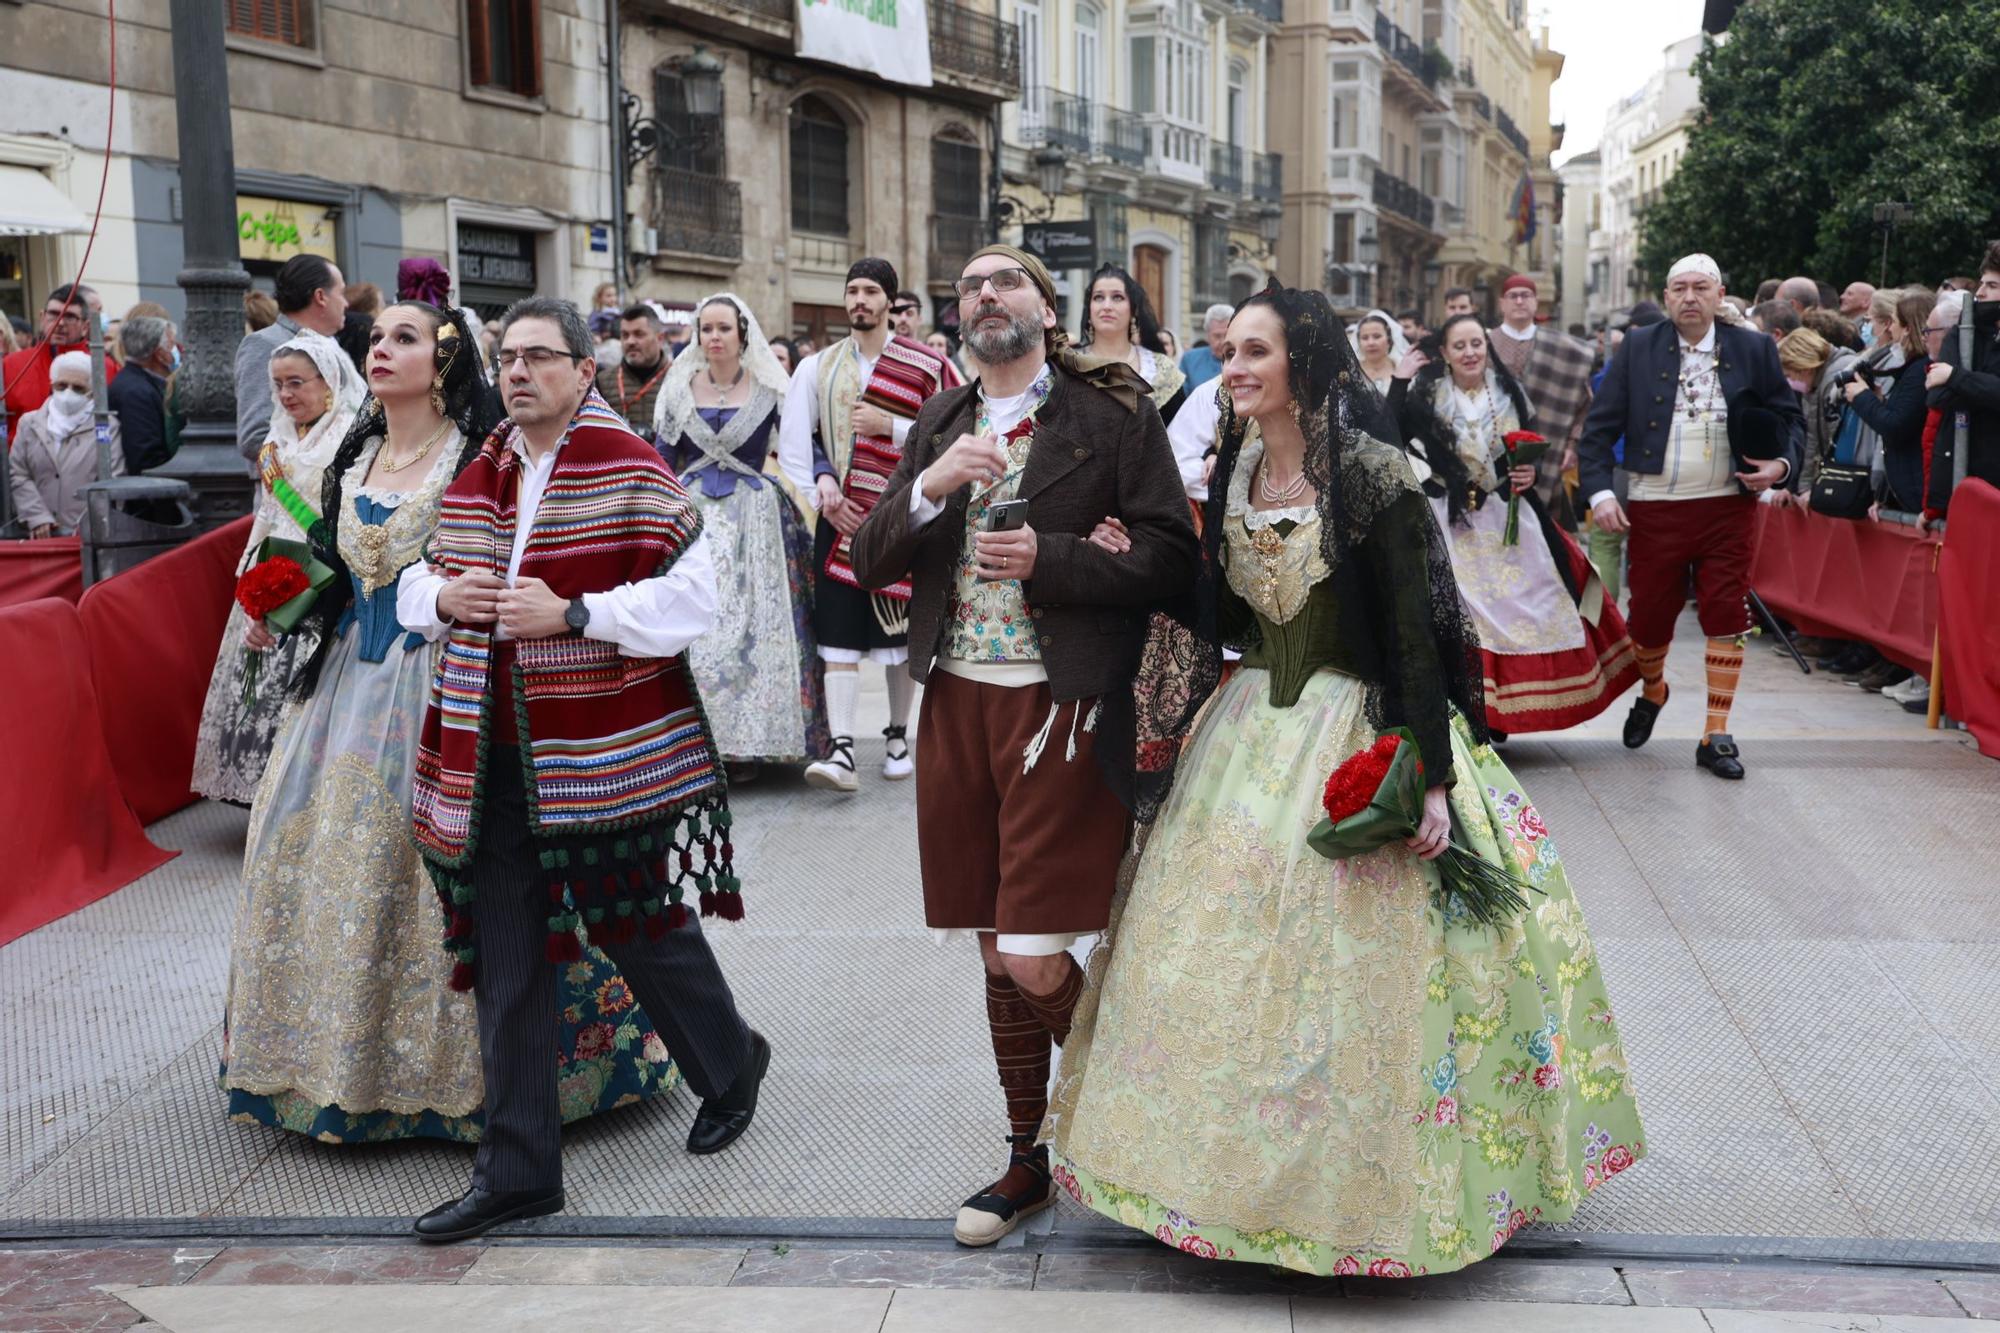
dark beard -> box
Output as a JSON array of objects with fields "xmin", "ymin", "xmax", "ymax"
[
  {"xmin": 850, "ymin": 310, "xmax": 880, "ymax": 331},
  {"xmin": 963, "ymin": 306, "xmax": 1038, "ymax": 364}
]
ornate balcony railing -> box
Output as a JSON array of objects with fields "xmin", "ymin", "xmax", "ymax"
[
  {"xmin": 929, "ymin": 0, "xmax": 1021, "ymax": 93},
  {"xmin": 1374, "ymin": 11, "xmax": 1433, "ymax": 87},
  {"xmin": 1252, "ymin": 151, "xmax": 1282, "ymax": 203},
  {"xmin": 715, "ymin": 0, "xmax": 790, "ymax": 22},
  {"xmin": 1371, "ymin": 169, "xmax": 1435, "ymax": 231},
  {"xmin": 1099, "ymin": 107, "xmax": 1148, "ymax": 168},
  {"xmin": 930, "ymin": 213, "xmax": 988, "ymax": 282},
  {"xmin": 1496, "ymin": 107, "xmax": 1531, "ymax": 158},
  {"xmin": 1233, "ymin": 0, "xmax": 1283, "ymax": 21},
  {"xmin": 1210, "ymin": 143, "xmax": 1245, "ymax": 196},
  {"xmin": 650, "ymin": 165, "xmax": 743, "ymax": 260},
  {"xmin": 1041, "ymin": 90, "xmax": 1094, "ymax": 156}
]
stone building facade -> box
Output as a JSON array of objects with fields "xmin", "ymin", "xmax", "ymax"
[
  {"xmin": 1268, "ymin": 0, "xmax": 1559, "ymax": 324},
  {"xmin": 0, "ymin": 0, "xmax": 618, "ymax": 327},
  {"xmin": 617, "ymin": 0, "xmax": 1018, "ymax": 344}
]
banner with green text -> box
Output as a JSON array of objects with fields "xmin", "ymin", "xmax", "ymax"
[{"xmin": 795, "ymin": 0, "xmax": 933, "ymax": 88}]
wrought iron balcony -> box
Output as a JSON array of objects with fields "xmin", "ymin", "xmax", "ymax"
[
  {"xmin": 650, "ymin": 165, "xmax": 743, "ymax": 260},
  {"xmin": 1233, "ymin": 0, "xmax": 1283, "ymax": 22},
  {"xmin": 715, "ymin": 0, "xmax": 790, "ymax": 22},
  {"xmin": 1374, "ymin": 11, "xmax": 1433, "ymax": 87},
  {"xmin": 1371, "ymin": 169, "xmax": 1435, "ymax": 231},
  {"xmin": 1210, "ymin": 143, "xmax": 1246, "ymax": 196},
  {"xmin": 929, "ymin": 0, "xmax": 1021, "ymax": 95},
  {"xmin": 1039, "ymin": 90, "xmax": 1095, "ymax": 156},
  {"xmin": 1099, "ymin": 107, "xmax": 1148, "ymax": 168},
  {"xmin": 930, "ymin": 213, "xmax": 989, "ymax": 282},
  {"xmin": 1496, "ymin": 107, "xmax": 1531, "ymax": 158},
  {"xmin": 1252, "ymin": 151, "xmax": 1282, "ymax": 203}
]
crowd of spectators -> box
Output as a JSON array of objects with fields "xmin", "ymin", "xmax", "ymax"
[{"xmin": 1577, "ymin": 240, "xmax": 2000, "ymax": 719}]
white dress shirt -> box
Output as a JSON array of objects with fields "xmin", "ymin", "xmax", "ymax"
[
  {"xmin": 1166, "ymin": 374, "xmax": 1224, "ymax": 501},
  {"xmin": 395, "ymin": 429, "xmax": 717, "ymax": 659},
  {"xmin": 907, "ymin": 375, "xmax": 1045, "ymax": 529},
  {"xmin": 776, "ymin": 342, "xmax": 915, "ymax": 509}
]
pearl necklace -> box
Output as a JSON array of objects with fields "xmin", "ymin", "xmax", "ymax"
[{"xmin": 1257, "ymin": 461, "xmax": 1309, "ymax": 504}]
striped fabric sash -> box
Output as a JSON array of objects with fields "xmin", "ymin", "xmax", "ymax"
[
  {"xmin": 411, "ymin": 392, "xmax": 740, "ymax": 990},
  {"xmin": 823, "ymin": 336, "xmax": 957, "ymax": 603}
]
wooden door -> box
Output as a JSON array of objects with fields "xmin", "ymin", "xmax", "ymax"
[
  {"xmin": 791, "ymin": 303, "xmax": 849, "ymax": 350},
  {"xmin": 1133, "ymin": 244, "xmax": 1168, "ymax": 325}
]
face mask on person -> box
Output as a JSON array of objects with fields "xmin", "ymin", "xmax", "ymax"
[
  {"xmin": 169, "ymin": 345, "xmax": 182, "ymax": 372},
  {"xmin": 50, "ymin": 387, "xmax": 90, "ymax": 412}
]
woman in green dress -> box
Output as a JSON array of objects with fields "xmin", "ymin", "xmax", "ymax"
[{"xmin": 1049, "ymin": 285, "xmax": 1647, "ymax": 1277}]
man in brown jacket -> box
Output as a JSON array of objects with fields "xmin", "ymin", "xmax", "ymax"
[{"xmin": 850, "ymin": 245, "xmax": 1198, "ymax": 1247}]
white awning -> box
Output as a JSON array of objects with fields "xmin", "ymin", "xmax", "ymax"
[{"xmin": 0, "ymin": 165, "xmax": 89, "ymax": 237}]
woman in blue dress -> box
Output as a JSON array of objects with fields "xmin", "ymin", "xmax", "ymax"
[
  {"xmin": 221, "ymin": 301, "xmax": 681, "ymax": 1142},
  {"xmin": 654, "ymin": 291, "xmax": 829, "ymax": 772}
]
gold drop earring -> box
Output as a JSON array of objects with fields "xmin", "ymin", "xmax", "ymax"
[{"xmin": 431, "ymin": 370, "xmax": 447, "ymax": 417}]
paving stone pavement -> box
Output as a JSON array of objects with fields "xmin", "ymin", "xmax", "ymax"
[
  {"xmin": 2, "ymin": 612, "xmax": 1996, "ymax": 1285},
  {"xmin": 2, "ymin": 1241, "xmax": 1998, "ymax": 1332}
]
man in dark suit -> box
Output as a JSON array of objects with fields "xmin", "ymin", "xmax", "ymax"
[
  {"xmin": 850, "ymin": 244, "xmax": 1198, "ymax": 1248},
  {"xmin": 1579, "ymin": 253, "xmax": 1803, "ymax": 780}
]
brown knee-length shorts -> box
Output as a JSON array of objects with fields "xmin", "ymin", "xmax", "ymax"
[{"xmin": 915, "ymin": 670, "xmax": 1131, "ymax": 936}]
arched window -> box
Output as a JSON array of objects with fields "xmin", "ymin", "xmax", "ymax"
[{"xmin": 790, "ymin": 95, "xmax": 852, "ymax": 236}]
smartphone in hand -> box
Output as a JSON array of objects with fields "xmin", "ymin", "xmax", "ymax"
[{"xmin": 984, "ymin": 499, "xmax": 1029, "ymax": 532}]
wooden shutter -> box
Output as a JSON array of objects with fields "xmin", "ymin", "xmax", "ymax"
[
  {"xmin": 466, "ymin": 0, "xmax": 493, "ymax": 87},
  {"xmin": 512, "ymin": 0, "xmax": 544, "ymax": 98},
  {"xmin": 228, "ymin": 0, "xmax": 313, "ymax": 48}
]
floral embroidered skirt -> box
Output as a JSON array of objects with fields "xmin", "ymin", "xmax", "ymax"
[
  {"xmin": 221, "ymin": 625, "xmax": 681, "ymax": 1144},
  {"xmin": 191, "ymin": 603, "xmax": 319, "ymax": 806},
  {"xmin": 1047, "ymin": 666, "xmax": 1647, "ymax": 1276},
  {"xmin": 686, "ymin": 479, "xmax": 830, "ymax": 764},
  {"xmin": 1431, "ymin": 495, "xmax": 1639, "ymax": 734}
]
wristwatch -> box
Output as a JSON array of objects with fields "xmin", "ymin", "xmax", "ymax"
[{"xmin": 564, "ymin": 597, "xmax": 591, "ymax": 633}]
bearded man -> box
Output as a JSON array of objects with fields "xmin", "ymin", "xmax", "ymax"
[
  {"xmin": 849, "ymin": 246, "xmax": 1198, "ymax": 1246},
  {"xmin": 778, "ymin": 259, "xmax": 960, "ymax": 791},
  {"xmin": 1488, "ymin": 274, "xmax": 1595, "ymax": 513}
]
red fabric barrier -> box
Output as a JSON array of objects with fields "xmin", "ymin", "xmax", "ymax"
[
  {"xmin": 0, "ymin": 598, "xmax": 175, "ymax": 946},
  {"xmin": 77, "ymin": 516, "xmax": 252, "ymax": 824},
  {"xmin": 0, "ymin": 536, "xmax": 83, "ymax": 609},
  {"xmin": 1938, "ymin": 480, "xmax": 2000, "ymax": 758},
  {"xmin": 1750, "ymin": 504, "xmax": 1939, "ymax": 675}
]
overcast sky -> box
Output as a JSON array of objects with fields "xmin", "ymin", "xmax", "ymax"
[{"xmin": 1537, "ymin": 0, "xmax": 1708, "ymax": 166}]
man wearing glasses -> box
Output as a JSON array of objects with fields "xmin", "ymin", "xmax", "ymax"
[
  {"xmin": 400, "ymin": 297, "xmax": 767, "ymax": 1243},
  {"xmin": 3, "ymin": 283, "xmax": 113, "ymax": 423},
  {"xmin": 779, "ymin": 258, "xmax": 960, "ymax": 793},
  {"xmin": 850, "ymin": 245, "xmax": 1197, "ymax": 1247}
]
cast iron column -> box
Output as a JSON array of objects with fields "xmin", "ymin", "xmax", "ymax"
[{"xmin": 151, "ymin": 0, "xmax": 254, "ymax": 532}]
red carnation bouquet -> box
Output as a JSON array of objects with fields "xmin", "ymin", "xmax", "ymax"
[
  {"xmin": 233, "ymin": 536, "xmax": 335, "ymax": 703},
  {"xmin": 1307, "ymin": 728, "xmax": 1538, "ymax": 926},
  {"xmin": 1500, "ymin": 429, "xmax": 1549, "ymax": 545}
]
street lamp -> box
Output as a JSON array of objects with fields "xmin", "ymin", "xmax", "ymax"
[
  {"xmin": 1257, "ymin": 204, "xmax": 1282, "ymax": 247},
  {"xmin": 679, "ymin": 46, "xmax": 725, "ymax": 117},
  {"xmin": 1033, "ymin": 145, "xmax": 1069, "ymax": 199},
  {"xmin": 1872, "ymin": 201, "xmax": 1913, "ymax": 288}
]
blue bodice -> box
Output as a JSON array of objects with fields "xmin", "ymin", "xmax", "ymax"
[{"xmin": 336, "ymin": 494, "xmax": 429, "ymax": 663}]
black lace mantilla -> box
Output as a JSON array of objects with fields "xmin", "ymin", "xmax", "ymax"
[{"xmin": 1096, "ymin": 283, "xmax": 1489, "ymax": 824}]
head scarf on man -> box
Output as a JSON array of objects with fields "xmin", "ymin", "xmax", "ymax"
[
  {"xmin": 963, "ymin": 243, "xmax": 1148, "ymax": 412},
  {"xmin": 653, "ymin": 291, "xmax": 792, "ymax": 448}
]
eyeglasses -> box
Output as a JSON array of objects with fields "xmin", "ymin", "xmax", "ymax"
[
  {"xmin": 952, "ymin": 268, "xmax": 1033, "ymax": 301},
  {"xmin": 43, "ymin": 307, "xmax": 85, "ymax": 324},
  {"xmin": 272, "ymin": 376, "xmax": 324, "ymax": 393},
  {"xmin": 1924, "ymin": 325, "xmax": 1951, "ymax": 336},
  {"xmin": 496, "ymin": 346, "xmax": 583, "ymax": 370}
]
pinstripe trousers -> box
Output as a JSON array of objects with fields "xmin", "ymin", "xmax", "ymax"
[{"xmin": 467, "ymin": 751, "xmax": 753, "ymax": 1193}]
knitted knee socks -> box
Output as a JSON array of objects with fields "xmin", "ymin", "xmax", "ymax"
[
  {"xmin": 1704, "ymin": 636, "xmax": 1744, "ymax": 740},
  {"xmin": 1018, "ymin": 955, "xmax": 1085, "ymax": 1047},
  {"xmin": 984, "ymin": 971, "xmax": 1050, "ymax": 1142},
  {"xmin": 1634, "ymin": 641, "xmax": 1670, "ymax": 706},
  {"xmin": 884, "ymin": 665, "xmax": 914, "ymax": 733}
]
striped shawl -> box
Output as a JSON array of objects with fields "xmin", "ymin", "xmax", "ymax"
[{"xmin": 412, "ymin": 391, "xmax": 737, "ymax": 990}]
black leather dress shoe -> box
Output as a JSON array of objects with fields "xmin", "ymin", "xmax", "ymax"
[
  {"xmin": 1623, "ymin": 685, "xmax": 1668, "ymax": 749},
  {"xmin": 412, "ymin": 1186, "xmax": 564, "ymax": 1243},
  {"xmin": 687, "ymin": 1030, "xmax": 770, "ymax": 1155},
  {"xmin": 1696, "ymin": 734, "xmax": 1746, "ymax": 780}
]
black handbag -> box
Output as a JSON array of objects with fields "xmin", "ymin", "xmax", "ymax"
[{"xmin": 1811, "ymin": 462, "xmax": 1874, "ymax": 519}]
